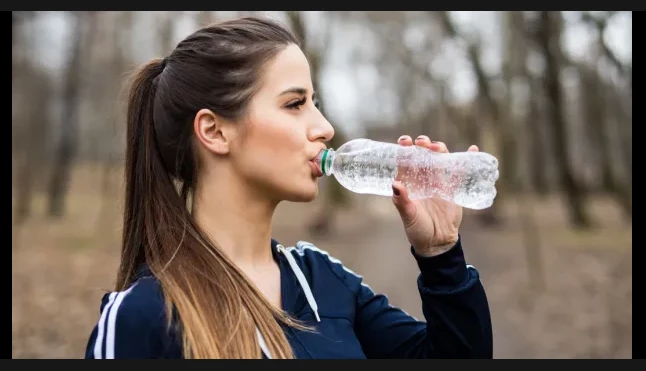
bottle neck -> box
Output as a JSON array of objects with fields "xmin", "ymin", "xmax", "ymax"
[{"xmin": 319, "ymin": 148, "xmax": 336, "ymax": 176}]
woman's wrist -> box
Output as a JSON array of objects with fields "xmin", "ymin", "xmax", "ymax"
[
  {"xmin": 412, "ymin": 236, "xmax": 459, "ymax": 258},
  {"xmin": 411, "ymin": 236, "xmax": 468, "ymax": 289}
]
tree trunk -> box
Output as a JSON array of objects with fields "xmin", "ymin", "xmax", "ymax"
[
  {"xmin": 579, "ymin": 64, "xmax": 615, "ymax": 192},
  {"xmin": 47, "ymin": 12, "xmax": 88, "ymax": 217},
  {"xmin": 503, "ymin": 11, "xmax": 545, "ymax": 292},
  {"xmin": 286, "ymin": 11, "xmax": 350, "ymax": 236},
  {"xmin": 536, "ymin": 11, "xmax": 592, "ymax": 228},
  {"xmin": 518, "ymin": 13, "xmax": 550, "ymax": 196},
  {"xmin": 94, "ymin": 11, "xmax": 134, "ymax": 233},
  {"xmin": 526, "ymin": 80, "xmax": 550, "ymax": 195},
  {"xmin": 159, "ymin": 12, "xmax": 175, "ymax": 55},
  {"xmin": 435, "ymin": 11, "xmax": 508, "ymax": 226}
]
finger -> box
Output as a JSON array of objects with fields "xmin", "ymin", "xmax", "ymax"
[
  {"xmin": 397, "ymin": 135, "xmax": 413, "ymax": 146},
  {"xmin": 391, "ymin": 180, "xmax": 417, "ymax": 227},
  {"xmin": 414, "ymin": 135, "xmax": 433, "ymax": 150},
  {"xmin": 429, "ymin": 140, "xmax": 449, "ymax": 153},
  {"xmin": 468, "ymin": 145, "xmax": 479, "ymax": 152}
]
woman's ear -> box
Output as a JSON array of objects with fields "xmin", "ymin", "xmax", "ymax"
[{"xmin": 193, "ymin": 108, "xmax": 235, "ymax": 155}]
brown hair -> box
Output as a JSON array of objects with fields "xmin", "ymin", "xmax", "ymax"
[{"xmin": 116, "ymin": 16, "xmax": 306, "ymax": 359}]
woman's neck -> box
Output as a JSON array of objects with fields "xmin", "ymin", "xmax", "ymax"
[{"xmin": 191, "ymin": 168, "xmax": 277, "ymax": 267}]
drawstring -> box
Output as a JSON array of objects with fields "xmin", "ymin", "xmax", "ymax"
[
  {"xmin": 256, "ymin": 243, "xmax": 321, "ymax": 359},
  {"xmin": 277, "ymin": 244, "xmax": 321, "ymax": 322}
]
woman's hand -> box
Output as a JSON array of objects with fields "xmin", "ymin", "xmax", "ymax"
[{"xmin": 391, "ymin": 135, "xmax": 479, "ymax": 257}]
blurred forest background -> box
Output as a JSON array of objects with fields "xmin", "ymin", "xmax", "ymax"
[{"xmin": 12, "ymin": 11, "xmax": 632, "ymax": 358}]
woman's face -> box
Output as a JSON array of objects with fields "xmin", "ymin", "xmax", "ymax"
[{"xmin": 231, "ymin": 44, "xmax": 335, "ymax": 202}]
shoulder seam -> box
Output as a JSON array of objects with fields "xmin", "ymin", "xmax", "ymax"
[
  {"xmin": 287, "ymin": 241, "xmax": 376, "ymax": 295},
  {"xmin": 291, "ymin": 241, "xmax": 421, "ymax": 322}
]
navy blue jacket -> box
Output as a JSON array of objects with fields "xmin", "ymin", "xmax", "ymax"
[{"xmin": 85, "ymin": 236, "xmax": 492, "ymax": 359}]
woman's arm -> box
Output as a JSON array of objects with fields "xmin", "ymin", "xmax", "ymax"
[
  {"xmin": 348, "ymin": 135, "xmax": 492, "ymax": 358},
  {"xmin": 349, "ymin": 237, "xmax": 493, "ymax": 358}
]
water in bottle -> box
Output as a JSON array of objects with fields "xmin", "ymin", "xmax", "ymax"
[{"xmin": 314, "ymin": 138, "xmax": 499, "ymax": 210}]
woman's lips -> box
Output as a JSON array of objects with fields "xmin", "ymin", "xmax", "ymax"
[{"xmin": 309, "ymin": 161, "xmax": 323, "ymax": 177}]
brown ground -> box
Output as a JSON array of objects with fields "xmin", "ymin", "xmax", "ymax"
[{"xmin": 12, "ymin": 166, "xmax": 632, "ymax": 358}]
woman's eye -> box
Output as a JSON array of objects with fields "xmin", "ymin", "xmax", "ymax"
[{"xmin": 286, "ymin": 98, "xmax": 306, "ymax": 110}]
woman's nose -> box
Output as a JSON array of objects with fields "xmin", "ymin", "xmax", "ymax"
[{"xmin": 309, "ymin": 112, "xmax": 335, "ymax": 142}]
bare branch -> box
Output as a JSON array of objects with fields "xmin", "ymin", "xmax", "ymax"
[{"xmin": 580, "ymin": 11, "xmax": 629, "ymax": 78}]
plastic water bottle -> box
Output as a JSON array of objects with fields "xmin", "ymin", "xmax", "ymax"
[{"xmin": 314, "ymin": 138, "xmax": 499, "ymax": 210}]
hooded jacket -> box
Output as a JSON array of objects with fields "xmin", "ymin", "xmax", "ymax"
[{"xmin": 85, "ymin": 236, "xmax": 493, "ymax": 359}]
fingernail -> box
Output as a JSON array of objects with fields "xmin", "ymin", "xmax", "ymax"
[
  {"xmin": 392, "ymin": 186, "xmax": 400, "ymax": 196},
  {"xmin": 398, "ymin": 135, "xmax": 407, "ymax": 142},
  {"xmin": 431, "ymin": 140, "xmax": 439, "ymax": 143}
]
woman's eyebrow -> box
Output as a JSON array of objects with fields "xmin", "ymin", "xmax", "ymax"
[
  {"xmin": 278, "ymin": 87, "xmax": 316, "ymax": 99},
  {"xmin": 278, "ymin": 87, "xmax": 308, "ymax": 96}
]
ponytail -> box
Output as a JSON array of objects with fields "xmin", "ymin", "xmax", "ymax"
[{"xmin": 117, "ymin": 58, "xmax": 166, "ymax": 290}]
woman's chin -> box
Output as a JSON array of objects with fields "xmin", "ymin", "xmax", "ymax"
[{"xmin": 287, "ymin": 184, "xmax": 319, "ymax": 203}]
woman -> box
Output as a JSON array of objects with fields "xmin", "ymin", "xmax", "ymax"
[{"xmin": 84, "ymin": 16, "xmax": 492, "ymax": 359}]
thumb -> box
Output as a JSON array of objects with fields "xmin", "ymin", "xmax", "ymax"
[{"xmin": 392, "ymin": 181, "xmax": 417, "ymax": 228}]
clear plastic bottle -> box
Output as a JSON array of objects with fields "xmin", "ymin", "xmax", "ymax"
[{"xmin": 314, "ymin": 138, "xmax": 500, "ymax": 210}]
